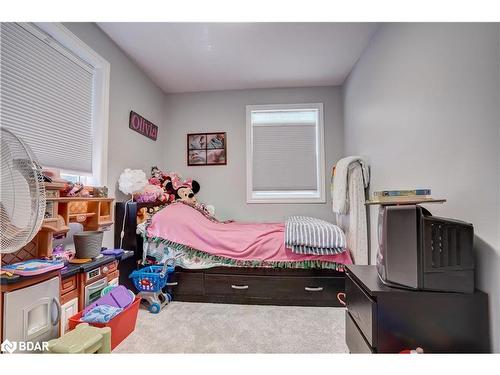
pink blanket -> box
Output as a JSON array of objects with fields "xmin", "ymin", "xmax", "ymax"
[{"xmin": 147, "ymin": 203, "xmax": 352, "ymax": 267}]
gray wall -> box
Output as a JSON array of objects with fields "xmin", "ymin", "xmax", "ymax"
[
  {"xmin": 163, "ymin": 86, "xmax": 343, "ymax": 222},
  {"xmin": 343, "ymin": 23, "xmax": 500, "ymax": 351},
  {"xmin": 64, "ymin": 23, "xmax": 166, "ymax": 245}
]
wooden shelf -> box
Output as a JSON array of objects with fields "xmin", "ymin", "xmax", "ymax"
[
  {"xmin": 98, "ymin": 220, "xmax": 114, "ymax": 227},
  {"xmin": 41, "ymin": 217, "xmax": 69, "ymax": 234},
  {"xmin": 44, "ymin": 181, "xmax": 66, "ymax": 190},
  {"xmin": 2, "ymin": 185, "xmax": 115, "ymax": 266},
  {"xmin": 69, "ymin": 212, "xmax": 96, "ymax": 219},
  {"xmin": 365, "ymin": 198, "xmax": 446, "ymax": 206},
  {"xmin": 46, "ymin": 197, "xmax": 114, "ymax": 202}
]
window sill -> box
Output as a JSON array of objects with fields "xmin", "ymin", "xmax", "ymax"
[{"xmin": 247, "ymin": 191, "xmax": 326, "ymax": 204}]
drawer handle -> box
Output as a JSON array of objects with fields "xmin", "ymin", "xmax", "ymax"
[
  {"xmin": 166, "ymin": 282, "xmax": 178, "ymax": 286},
  {"xmin": 231, "ymin": 284, "xmax": 249, "ymax": 290},
  {"xmin": 337, "ymin": 292, "xmax": 346, "ymax": 306},
  {"xmin": 305, "ymin": 286, "xmax": 324, "ymax": 292}
]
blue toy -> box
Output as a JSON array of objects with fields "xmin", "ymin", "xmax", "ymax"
[{"xmin": 129, "ymin": 262, "xmax": 174, "ymax": 314}]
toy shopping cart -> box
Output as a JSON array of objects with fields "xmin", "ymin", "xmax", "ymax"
[{"xmin": 129, "ymin": 262, "xmax": 175, "ymax": 314}]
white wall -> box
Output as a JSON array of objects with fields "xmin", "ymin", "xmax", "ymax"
[
  {"xmin": 64, "ymin": 23, "xmax": 166, "ymax": 245},
  {"xmin": 343, "ymin": 23, "xmax": 500, "ymax": 351},
  {"xmin": 163, "ymin": 86, "xmax": 343, "ymax": 222}
]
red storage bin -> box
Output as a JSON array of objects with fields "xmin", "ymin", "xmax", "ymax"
[{"xmin": 68, "ymin": 296, "xmax": 141, "ymax": 350}]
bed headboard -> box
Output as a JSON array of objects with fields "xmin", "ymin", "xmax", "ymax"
[{"xmin": 114, "ymin": 201, "xmax": 165, "ymax": 259}]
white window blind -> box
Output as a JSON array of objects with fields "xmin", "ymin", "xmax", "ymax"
[
  {"xmin": 246, "ymin": 104, "xmax": 325, "ymax": 203},
  {"xmin": 1, "ymin": 22, "xmax": 94, "ymax": 173}
]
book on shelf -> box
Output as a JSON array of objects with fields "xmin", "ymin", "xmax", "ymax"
[
  {"xmin": 373, "ymin": 189, "xmax": 431, "ymax": 197},
  {"xmin": 369, "ymin": 195, "xmax": 435, "ymax": 203}
]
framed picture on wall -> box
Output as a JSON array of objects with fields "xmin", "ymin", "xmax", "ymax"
[{"xmin": 187, "ymin": 132, "xmax": 227, "ymax": 166}]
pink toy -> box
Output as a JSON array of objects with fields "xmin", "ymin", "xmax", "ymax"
[{"xmin": 134, "ymin": 184, "xmax": 166, "ymax": 203}]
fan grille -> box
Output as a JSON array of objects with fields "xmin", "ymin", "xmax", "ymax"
[{"xmin": 1, "ymin": 127, "xmax": 46, "ymax": 254}]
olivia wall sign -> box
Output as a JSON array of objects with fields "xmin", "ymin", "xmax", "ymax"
[{"xmin": 129, "ymin": 110, "xmax": 158, "ymax": 141}]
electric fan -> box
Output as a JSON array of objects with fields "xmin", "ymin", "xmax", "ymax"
[{"xmin": 1, "ymin": 127, "xmax": 46, "ymax": 254}]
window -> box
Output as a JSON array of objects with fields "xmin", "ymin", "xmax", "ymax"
[
  {"xmin": 0, "ymin": 22, "xmax": 109, "ymax": 185},
  {"xmin": 246, "ymin": 103, "xmax": 325, "ymax": 203},
  {"xmin": 60, "ymin": 173, "xmax": 90, "ymax": 185}
]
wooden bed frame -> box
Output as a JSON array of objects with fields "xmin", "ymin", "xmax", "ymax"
[{"xmin": 115, "ymin": 202, "xmax": 346, "ymax": 307}]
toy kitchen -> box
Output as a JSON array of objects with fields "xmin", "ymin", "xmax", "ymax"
[{"xmin": 0, "ymin": 182, "xmax": 132, "ymax": 353}]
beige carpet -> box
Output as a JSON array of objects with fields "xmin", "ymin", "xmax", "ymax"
[{"xmin": 114, "ymin": 301, "xmax": 348, "ymax": 353}]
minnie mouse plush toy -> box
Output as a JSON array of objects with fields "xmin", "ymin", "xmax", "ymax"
[{"xmin": 165, "ymin": 178, "xmax": 200, "ymax": 204}]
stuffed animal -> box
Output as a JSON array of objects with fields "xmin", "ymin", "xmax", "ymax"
[
  {"xmin": 136, "ymin": 168, "xmax": 214, "ymax": 213},
  {"xmin": 134, "ymin": 184, "xmax": 166, "ymax": 203},
  {"xmin": 149, "ymin": 166, "xmax": 168, "ymax": 187},
  {"xmin": 136, "ymin": 207, "xmax": 149, "ymax": 225},
  {"xmin": 165, "ymin": 179, "xmax": 200, "ymax": 205},
  {"xmin": 147, "ymin": 166, "xmax": 176, "ymax": 203}
]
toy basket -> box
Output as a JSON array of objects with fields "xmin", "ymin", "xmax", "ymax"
[
  {"xmin": 129, "ymin": 264, "xmax": 174, "ymax": 293},
  {"xmin": 68, "ymin": 297, "xmax": 141, "ymax": 350}
]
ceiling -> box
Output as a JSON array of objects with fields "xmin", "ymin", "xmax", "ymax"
[{"xmin": 97, "ymin": 23, "xmax": 379, "ymax": 94}]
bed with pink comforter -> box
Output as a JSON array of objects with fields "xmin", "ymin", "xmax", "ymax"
[{"xmin": 146, "ymin": 202, "xmax": 352, "ymax": 270}]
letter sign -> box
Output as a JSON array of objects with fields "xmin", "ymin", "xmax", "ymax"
[{"xmin": 129, "ymin": 111, "xmax": 158, "ymax": 141}]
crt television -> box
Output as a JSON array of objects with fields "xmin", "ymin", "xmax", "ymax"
[{"xmin": 376, "ymin": 205, "xmax": 475, "ymax": 293}]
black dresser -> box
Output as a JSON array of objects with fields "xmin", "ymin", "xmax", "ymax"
[{"xmin": 345, "ymin": 265, "xmax": 490, "ymax": 353}]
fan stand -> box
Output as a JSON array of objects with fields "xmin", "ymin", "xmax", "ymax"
[{"xmin": 119, "ymin": 195, "xmax": 134, "ymax": 250}]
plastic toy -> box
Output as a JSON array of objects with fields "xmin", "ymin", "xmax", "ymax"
[
  {"xmin": 100, "ymin": 284, "xmax": 136, "ymax": 300},
  {"xmin": 48, "ymin": 323, "xmax": 111, "ymax": 353},
  {"xmin": 60, "ymin": 182, "xmax": 92, "ymax": 197},
  {"xmin": 100, "ymin": 248, "xmax": 124, "ymax": 256},
  {"xmin": 399, "ymin": 347, "xmax": 424, "ymax": 354},
  {"xmin": 82, "ymin": 285, "xmax": 135, "ymax": 315},
  {"xmin": 100, "ymin": 284, "xmax": 117, "ymax": 297},
  {"xmin": 52, "ymin": 244, "xmax": 75, "ymax": 264},
  {"xmin": 2, "ymin": 259, "xmax": 64, "ymax": 276},
  {"xmin": 68, "ymin": 297, "xmax": 141, "ymax": 350},
  {"xmin": 129, "ymin": 263, "xmax": 174, "ymax": 314}
]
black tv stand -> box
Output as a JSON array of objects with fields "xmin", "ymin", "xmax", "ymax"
[{"xmin": 345, "ymin": 265, "xmax": 490, "ymax": 353}]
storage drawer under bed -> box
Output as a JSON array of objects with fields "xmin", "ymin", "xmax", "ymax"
[
  {"xmin": 205, "ymin": 274, "xmax": 344, "ymax": 302},
  {"xmin": 165, "ymin": 268, "xmax": 345, "ymax": 306},
  {"xmin": 166, "ymin": 271, "xmax": 204, "ymax": 296}
]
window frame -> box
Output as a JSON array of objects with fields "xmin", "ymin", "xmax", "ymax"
[
  {"xmin": 32, "ymin": 22, "xmax": 110, "ymax": 186},
  {"xmin": 246, "ymin": 103, "xmax": 326, "ymax": 204}
]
